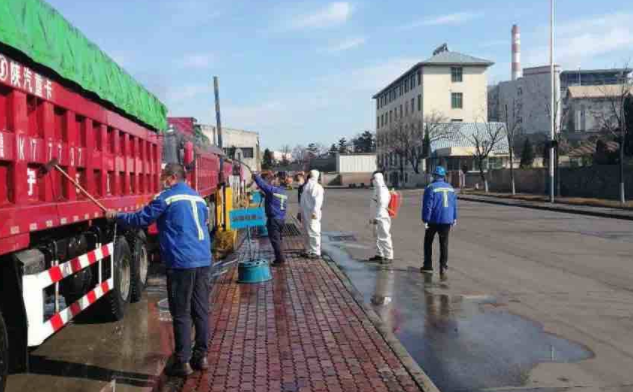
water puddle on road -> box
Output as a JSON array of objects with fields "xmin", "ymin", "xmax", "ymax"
[{"xmin": 323, "ymin": 233, "xmax": 593, "ymax": 392}]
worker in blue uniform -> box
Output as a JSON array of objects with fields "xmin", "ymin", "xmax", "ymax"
[
  {"xmin": 106, "ymin": 163, "xmax": 212, "ymax": 377},
  {"xmin": 253, "ymin": 171, "xmax": 288, "ymax": 265},
  {"xmin": 421, "ymin": 166, "xmax": 457, "ymax": 277}
]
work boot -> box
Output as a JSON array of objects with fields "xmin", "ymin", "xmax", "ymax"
[
  {"xmin": 379, "ymin": 258, "xmax": 393, "ymax": 265},
  {"xmin": 440, "ymin": 265, "xmax": 448, "ymax": 277},
  {"xmin": 420, "ymin": 266, "xmax": 434, "ymax": 274},
  {"xmin": 165, "ymin": 361, "xmax": 194, "ymax": 377},
  {"xmin": 191, "ymin": 356, "xmax": 209, "ymax": 371},
  {"xmin": 368, "ymin": 255, "xmax": 383, "ymax": 262}
]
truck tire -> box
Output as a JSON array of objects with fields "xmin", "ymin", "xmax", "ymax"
[
  {"xmin": 0, "ymin": 312, "xmax": 8, "ymax": 392},
  {"xmin": 102, "ymin": 237, "xmax": 132, "ymax": 321},
  {"xmin": 129, "ymin": 231, "xmax": 149, "ymax": 303}
]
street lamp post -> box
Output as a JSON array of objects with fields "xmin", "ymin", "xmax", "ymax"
[{"xmin": 549, "ymin": 0, "xmax": 556, "ymax": 203}]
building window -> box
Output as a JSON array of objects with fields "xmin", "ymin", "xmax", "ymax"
[
  {"xmin": 399, "ymin": 85, "xmax": 403, "ymax": 96},
  {"xmin": 405, "ymin": 79, "xmax": 409, "ymax": 93},
  {"xmin": 417, "ymin": 70, "xmax": 421, "ymax": 86},
  {"xmin": 241, "ymin": 147, "xmax": 254, "ymax": 158},
  {"xmin": 400, "ymin": 105, "xmax": 403, "ymax": 117},
  {"xmin": 411, "ymin": 98, "xmax": 415, "ymax": 113},
  {"xmin": 405, "ymin": 105, "xmax": 408, "ymax": 116},
  {"xmin": 389, "ymin": 110, "xmax": 393, "ymax": 123},
  {"xmin": 451, "ymin": 67, "xmax": 463, "ymax": 82},
  {"xmin": 451, "ymin": 119, "xmax": 463, "ymax": 122},
  {"xmin": 451, "ymin": 92, "xmax": 463, "ymax": 109},
  {"xmin": 418, "ymin": 94, "xmax": 422, "ymax": 111},
  {"xmin": 377, "ymin": 116, "xmax": 379, "ymax": 129}
]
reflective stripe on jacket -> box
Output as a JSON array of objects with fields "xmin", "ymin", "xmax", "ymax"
[
  {"xmin": 422, "ymin": 180, "xmax": 458, "ymax": 224},
  {"xmin": 116, "ymin": 182, "xmax": 212, "ymax": 269}
]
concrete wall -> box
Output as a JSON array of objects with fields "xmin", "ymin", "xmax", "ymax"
[
  {"xmin": 336, "ymin": 154, "xmax": 377, "ymax": 173},
  {"xmin": 486, "ymin": 166, "xmax": 633, "ymax": 200},
  {"xmin": 423, "ymin": 65, "xmax": 488, "ymax": 122}
]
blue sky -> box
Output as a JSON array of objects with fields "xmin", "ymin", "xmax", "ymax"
[{"xmin": 47, "ymin": 0, "xmax": 633, "ymax": 150}]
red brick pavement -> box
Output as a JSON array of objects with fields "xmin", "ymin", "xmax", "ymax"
[{"xmin": 178, "ymin": 235, "xmax": 425, "ymax": 392}]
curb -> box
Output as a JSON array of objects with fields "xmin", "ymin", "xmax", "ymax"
[
  {"xmin": 459, "ymin": 195, "xmax": 633, "ymax": 221},
  {"xmin": 321, "ymin": 255, "xmax": 441, "ymax": 392}
]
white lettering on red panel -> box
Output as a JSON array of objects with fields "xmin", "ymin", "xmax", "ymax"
[
  {"xmin": 27, "ymin": 168, "xmax": 36, "ymax": 196},
  {"xmin": 18, "ymin": 136, "xmax": 25, "ymax": 160},
  {"xmin": 23, "ymin": 68, "xmax": 33, "ymax": 93},
  {"xmin": 34, "ymin": 74, "xmax": 44, "ymax": 97},
  {"xmin": 48, "ymin": 141, "xmax": 53, "ymax": 161},
  {"xmin": 10, "ymin": 62, "xmax": 21, "ymax": 87},
  {"xmin": 29, "ymin": 139, "xmax": 37, "ymax": 161},
  {"xmin": 0, "ymin": 56, "xmax": 7, "ymax": 82},
  {"xmin": 0, "ymin": 133, "xmax": 4, "ymax": 158},
  {"xmin": 0, "ymin": 53, "xmax": 54, "ymax": 99},
  {"xmin": 45, "ymin": 80, "xmax": 53, "ymax": 99},
  {"xmin": 70, "ymin": 148, "xmax": 75, "ymax": 167}
]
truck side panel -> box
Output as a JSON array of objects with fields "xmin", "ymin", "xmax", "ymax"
[{"xmin": 0, "ymin": 51, "xmax": 161, "ymax": 257}]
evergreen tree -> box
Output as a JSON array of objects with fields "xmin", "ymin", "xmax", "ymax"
[
  {"xmin": 262, "ymin": 149, "xmax": 274, "ymax": 170},
  {"xmin": 520, "ymin": 138, "xmax": 534, "ymax": 168},
  {"xmin": 338, "ymin": 138, "xmax": 349, "ymax": 153}
]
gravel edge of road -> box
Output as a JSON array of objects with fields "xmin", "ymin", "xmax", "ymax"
[
  {"xmin": 321, "ymin": 256, "xmax": 442, "ymax": 392},
  {"xmin": 458, "ymin": 195, "xmax": 633, "ymax": 221}
]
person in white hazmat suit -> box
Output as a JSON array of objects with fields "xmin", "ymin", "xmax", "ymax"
[
  {"xmin": 368, "ymin": 172, "xmax": 394, "ymax": 263},
  {"xmin": 299, "ymin": 170, "xmax": 324, "ymax": 259}
]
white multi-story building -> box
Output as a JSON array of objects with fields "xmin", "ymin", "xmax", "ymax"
[
  {"xmin": 373, "ymin": 45, "xmax": 494, "ymax": 186},
  {"xmin": 201, "ymin": 125, "xmax": 261, "ymax": 171},
  {"xmin": 490, "ymin": 65, "xmax": 562, "ymax": 136}
]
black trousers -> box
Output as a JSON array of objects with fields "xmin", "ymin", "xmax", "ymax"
[
  {"xmin": 423, "ymin": 224, "xmax": 451, "ymax": 269},
  {"xmin": 267, "ymin": 218, "xmax": 285, "ymax": 262},
  {"xmin": 166, "ymin": 266, "xmax": 210, "ymax": 363}
]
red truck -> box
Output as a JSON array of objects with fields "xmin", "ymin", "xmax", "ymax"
[{"xmin": 0, "ymin": 1, "xmax": 239, "ymax": 389}]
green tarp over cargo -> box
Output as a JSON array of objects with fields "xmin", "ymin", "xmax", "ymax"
[{"xmin": 0, "ymin": 0, "xmax": 167, "ymax": 131}]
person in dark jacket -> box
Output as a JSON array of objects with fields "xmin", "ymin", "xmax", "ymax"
[
  {"xmin": 294, "ymin": 172, "xmax": 306, "ymax": 222},
  {"xmin": 106, "ymin": 163, "xmax": 212, "ymax": 377},
  {"xmin": 421, "ymin": 166, "xmax": 457, "ymax": 277},
  {"xmin": 253, "ymin": 172, "xmax": 288, "ymax": 264}
]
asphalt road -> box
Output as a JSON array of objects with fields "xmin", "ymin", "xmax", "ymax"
[{"xmin": 313, "ymin": 188, "xmax": 633, "ymax": 392}]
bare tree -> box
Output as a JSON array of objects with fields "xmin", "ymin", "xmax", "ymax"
[
  {"xmin": 421, "ymin": 110, "xmax": 453, "ymax": 173},
  {"xmin": 503, "ymin": 99, "xmax": 522, "ymax": 195},
  {"xmin": 280, "ymin": 144, "xmax": 292, "ymax": 166},
  {"xmin": 387, "ymin": 116, "xmax": 408, "ymax": 185},
  {"xmin": 592, "ymin": 64, "xmax": 632, "ymax": 205},
  {"xmin": 462, "ymin": 120, "xmax": 507, "ymax": 193}
]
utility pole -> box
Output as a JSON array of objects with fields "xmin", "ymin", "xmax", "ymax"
[
  {"xmin": 214, "ymin": 76, "xmax": 223, "ymax": 150},
  {"xmin": 549, "ymin": 0, "xmax": 556, "ymax": 203},
  {"xmin": 620, "ymin": 95, "xmax": 626, "ymax": 205},
  {"xmin": 213, "ymin": 76, "xmax": 226, "ymax": 230}
]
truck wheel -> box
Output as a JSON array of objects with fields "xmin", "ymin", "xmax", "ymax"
[
  {"xmin": 129, "ymin": 231, "xmax": 149, "ymax": 303},
  {"xmin": 103, "ymin": 237, "xmax": 132, "ymax": 321},
  {"xmin": 0, "ymin": 312, "xmax": 8, "ymax": 392}
]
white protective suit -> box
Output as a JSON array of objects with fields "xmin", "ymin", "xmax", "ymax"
[
  {"xmin": 370, "ymin": 173, "xmax": 394, "ymax": 260},
  {"xmin": 300, "ymin": 170, "xmax": 324, "ymax": 256}
]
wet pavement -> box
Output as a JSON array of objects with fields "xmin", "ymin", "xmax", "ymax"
[
  {"xmin": 6, "ymin": 264, "xmax": 173, "ymax": 392},
  {"xmin": 323, "ymin": 236, "xmax": 592, "ymax": 392},
  {"xmin": 168, "ymin": 230, "xmax": 432, "ymax": 392},
  {"xmin": 317, "ymin": 189, "xmax": 633, "ymax": 392},
  {"xmin": 5, "ymin": 259, "xmax": 234, "ymax": 392}
]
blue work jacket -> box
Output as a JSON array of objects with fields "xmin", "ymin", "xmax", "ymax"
[
  {"xmin": 422, "ymin": 180, "xmax": 458, "ymax": 225},
  {"xmin": 254, "ymin": 175, "xmax": 287, "ymax": 220},
  {"xmin": 116, "ymin": 182, "xmax": 212, "ymax": 269}
]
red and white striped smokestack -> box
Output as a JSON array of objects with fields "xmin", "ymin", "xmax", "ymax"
[{"xmin": 512, "ymin": 24, "xmax": 522, "ymax": 81}]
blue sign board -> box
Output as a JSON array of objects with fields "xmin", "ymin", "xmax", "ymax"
[
  {"xmin": 250, "ymin": 191, "xmax": 263, "ymax": 206},
  {"xmin": 229, "ymin": 208, "xmax": 266, "ymax": 229}
]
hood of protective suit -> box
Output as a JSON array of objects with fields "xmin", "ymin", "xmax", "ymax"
[
  {"xmin": 371, "ymin": 173, "xmax": 390, "ymax": 219},
  {"xmin": 372, "ymin": 172, "xmax": 386, "ymax": 190},
  {"xmin": 300, "ymin": 170, "xmax": 324, "ymax": 219}
]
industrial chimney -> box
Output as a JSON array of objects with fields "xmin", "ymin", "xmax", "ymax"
[{"xmin": 511, "ymin": 24, "xmax": 522, "ymax": 80}]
